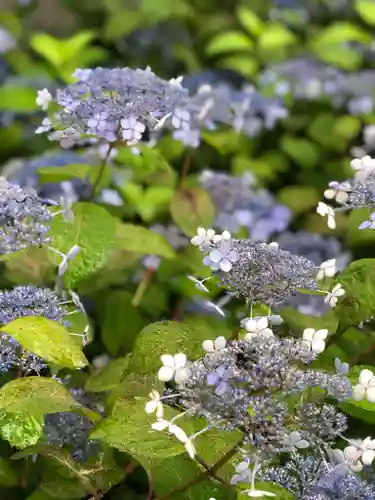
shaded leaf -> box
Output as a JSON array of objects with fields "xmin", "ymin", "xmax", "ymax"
[
  {"xmin": 171, "ymin": 188, "xmax": 215, "ymax": 237},
  {"xmin": 85, "ymin": 357, "xmax": 130, "ymax": 393},
  {"xmin": 116, "ymin": 223, "xmax": 176, "ymax": 259},
  {"xmin": 0, "ymin": 457, "xmax": 18, "ymax": 486}
]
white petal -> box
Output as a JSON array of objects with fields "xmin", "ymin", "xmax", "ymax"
[
  {"xmin": 158, "ymin": 366, "xmax": 175, "ymax": 382},
  {"xmin": 161, "ymin": 354, "xmax": 175, "ymax": 368},
  {"xmin": 314, "ymin": 329, "xmax": 328, "ymax": 341},
  {"xmin": 312, "ymin": 339, "xmax": 326, "ymax": 354},
  {"xmin": 174, "ymin": 353, "xmax": 187, "ymax": 369},
  {"xmin": 214, "ymin": 336, "xmax": 227, "ymax": 350},
  {"xmin": 152, "ymin": 420, "xmax": 169, "ymax": 431},
  {"xmin": 324, "ymin": 189, "xmax": 336, "ymax": 200},
  {"xmin": 257, "ymin": 317, "xmax": 269, "ymax": 331},
  {"xmin": 202, "ymin": 340, "xmax": 215, "ymax": 353},
  {"xmin": 362, "ymin": 450, "xmax": 375, "ymax": 465},
  {"xmin": 235, "ymin": 461, "xmax": 249, "ymax": 473},
  {"xmin": 317, "ymin": 202, "xmax": 329, "ymax": 216},
  {"xmin": 244, "ymin": 332, "xmax": 255, "ymax": 341},
  {"xmin": 171, "ymin": 425, "xmax": 188, "ymax": 443},
  {"xmin": 352, "ymin": 384, "xmax": 366, "ymax": 401},
  {"xmin": 336, "ymin": 191, "xmax": 349, "ymax": 204},
  {"xmin": 206, "ymin": 229, "xmax": 215, "ymax": 239},
  {"xmin": 366, "ymin": 387, "xmax": 375, "ymax": 403},
  {"xmin": 145, "ymin": 401, "xmax": 157, "ymax": 414},
  {"xmin": 184, "ymin": 439, "xmax": 196, "ymax": 459},
  {"xmin": 344, "ymin": 445, "xmax": 361, "ymax": 462},
  {"xmin": 220, "ymin": 259, "xmax": 232, "ymax": 272},
  {"xmin": 156, "ymin": 404, "xmax": 164, "ymax": 419},
  {"xmin": 359, "ymin": 369, "xmax": 374, "ymax": 385},
  {"xmin": 190, "ymin": 235, "xmax": 203, "ymax": 246},
  {"xmin": 244, "ymin": 319, "xmax": 257, "ymax": 332},
  {"xmin": 209, "ymin": 249, "xmax": 222, "ymax": 263},
  {"xmin": 303, "ymin": 328, "xmax": 315, "ymax": 342},
  {"xmin": 197, "ymin": 227, "xmax": 206, "ymax": 237},
  {"xmin": 327, "ymin": 215, "xmax": 336, "ymax": 229},
  {"xmin": 175, "ymin": 367, "xmax": 190, "ymax": 384},
  {"xmin": 368, "ymin": 376, "xmax": 375, "ymax": 387}
]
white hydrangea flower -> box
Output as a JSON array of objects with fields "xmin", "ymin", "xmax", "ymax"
[
  {"xmin": 157, "ymin": 353, "xmax": 190, "ymax": 384},
  {"xmin": 351, "ymin": 155, "xmax": 375, "ymax": 181},
  {"xmin": 324, "ymin": 283, "xmax": 345, "ymax": 308},
  {"xmin": 333, "ymin": 437, "xmax": 375, "ymax": 472},
  {"xmin": 241, "ymin": 317, "xmax": 274, "ymax": 341},
  {"xmin": 213, "ymin": 230, "xmax": 231, "ymax": 243},
  {"xmin": 241, "ymin": 489, "xmax": 276, "ymax": 498},
  {"xmin": 190, "ymin": 227, "xmax": 217, "ymax": 248},
  {"xmin": 145, "ymin": 390, "xmax": 164, "ymax": 419},
  {"xmin": 329, "ymin": 446, "xmax": 363, "ymax": 472},
  {"xmin": 58, "ymin": 245, "xmax": 80, "ymax": 277},
  {"xmin": 36, "ymin": 88, "xmax": 52, "ymax": 111},
  {"xmin": 203, "ymin": 240, "xmax": 239, "ymax": 272},
  {"xmin": 284, "ymin": 431, "xmax": 309, "ymax": 450},
  {"xmin": 303, "ymin": 328, "xmax": 328, "ymax": 354},
  {"xmin": 324, "ymin": 181, "xmax": 350, "ymax": 205},
  {"xmin": 202, "ymin": 336, "xmax": 227, "ymax": 353},
  {"xmin": 35, "ymin": 117, "xmax": 52, "ymax": 134},
  {"xmin": 317, "ymin": 259, "xmax": 336, "ymax": 280},
  {"xmin": 352, "ymin": 369, "xmax": 375, "ymax": 403},
  {"xmin": 317, "ymin": 202, "xmax": 336, "ymax": 229}
]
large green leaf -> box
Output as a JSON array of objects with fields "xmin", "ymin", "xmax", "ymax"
[
  {"xmin": 37, "ymin": 165, "xmax": 92, "ymax": 184},
  {"xmin": 1, "ymin": 316, "xmax": 88, "ymax": 369},
  {"xmin": 50, "ymin": 202, "xmax": 117, "ymax": 288},
  {"xmin": 99, "ymin": 291, "xmax": 144, "ymax": 356},
  {"xmin": 0, "ymin": 378, "xmax": 77, "ymax": 415},
  {"xmin": 116, "ymin": 223, "xmax": 176, "ymax": 259},
  {"xmin": 237, "ymin": 6, "xmax": 263, "ymax": 37},
  {"xmin": 85, "ymin": 357, "xmax": 130, "ymax": 393},
  {"xmin": 206, "ymin": 31, "xmax": 253, "ymax": 55},
  {"xmin": 130, "ymin": 319, "xmax": 218, "ymax": 374},
  {"xmin": 0, "ymin": 411, "xmax": 44, "ymax": 449},
  {"xmin": 0, "ymin": 85, "xmax": 38, "ymax": 112},
  {"xmin": 277, "ymin": 186, "xmax": 320, "ymax": 215},
  {"xmin": 90, "ymin": 399, "xmax": 186, "ymax": 459},
  {"xmin": 281, "ymin": 137, "xmax": 320, "ymax": 169},
  {"xmin": 355, "ymin": 0, "xmax": 375, "ymax": 25},
  {"xmin": 170, "ymin": 188, "xmax": 215, "ymax": 237}
]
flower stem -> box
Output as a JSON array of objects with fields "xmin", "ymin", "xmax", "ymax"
[
  {"xmin": 132, "ymin": 267, "xmax": 154, "ymax": 307},
  {"xmin": 89, "ymin": 144, "xmax": 114, "ymax": 199}
]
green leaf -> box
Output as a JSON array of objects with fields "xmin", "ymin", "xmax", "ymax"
[
  {"xmin": 308, "ymin": 114, "xmax": 346, "ymax": 151},
  {"xmin": 37, "ymin": 165, "xmax": 92, "ymax": 184},
  {"xmin": 85, "ymin": 357, "xmax": 130, "ymax": 393},
  {"xmin": 257, "ymin": 22, "xmax": 297, "ymax": 49},
  {"xmin": 90, "ymin": 399, "xmax": 186, "ymax": 459},
  {"xmin": 1, "ymin": 316, "xmax": 88, "ymax": 369},
  {"xmin": 237, "ymin": 6, "xmax": 263, "ymax": 37},
  {"xmin": 0, "ymin": 85, "xmax": 38, "ymax": 112},
  {"xmin": 116, "ymin": 145, "xmax": 171, "ymax": 175},
  {"xmin": 0, "ymin": 457, "xmax": 18, "ymax": 486},
  {"xmin": 0, "ymin": 377, "xmax": 77, "ymax": 415},
  {"xmin": 0, "ymin": 411, "xmax": 44, "ymax": 449},
  {"xmin": 206, "ymin": 31, "xmax": 254, "ymax": 55},
  {"xmin": 50, "ymin": 202, "xmax": 117, "ymax": 288},
  {"xmin": 334, "ymin": 259, "xmax": 375, "ymax": 327},
  {"xmin": 333, "ymin": 116, "xmax": 361, "ymax": 140},
  {"xmin": 116, "ymin": 223, "xmax": 176, "ymax": 258},
  {"xmin": 171, "ymin": 188, "xmax": 215, "ymax": 237},
  {"xmin": 100, "ymin": 291, "xmax": 144, "ymax": 355},
  {"xmin": 136, "ymin": 186, "xmax": 175, "ymax": 222},
  {"xmin": 312, "ymin": 22, "xmax": 371, "ymax": 45},
  {"xmin": 277, "ymin": 186, "xmax": 320, "ymax": 215},
  {"xmin": 144, "ymin": 454, "xmax": 235, "ymax": 500},
  {"xmin": 346, "ymin": 208, "xmax": 375, "ymax": 246},
  {"xmin": 355, "ymin": 0, "xmax": 375, "ymax": 25},
  {"xmin": 281, "ymin": 136, "xmax": 320, "ymax": 169},
  {"xmin": 130, "ymin": 319, "xmax": 219, "ymax": 374},
  {"xmin": 217, "ymin": 55, "xmax": 259, "ymax": 78},
  {"xmin": 311, "ymin": 43, "xmax": 362, "ymax": 71}
]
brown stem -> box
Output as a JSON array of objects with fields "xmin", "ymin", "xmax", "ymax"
[
  {"xmin": 155, "ymin": 439, "xmax": 242, "ymax": 500},
  {"xmin": 230, "ymin": 327, "xmax": 241, "ymax": 341},
  {"xmin": 132, "ymin": 267, "xmax": 155, "ymax": 307},
  {"xmin": 179, "ymin": 151, "xmax": 191, "ymax": 189},
  {"xmin": 88, "ymin": 143, "xmax": 114, "ymax": 199}
]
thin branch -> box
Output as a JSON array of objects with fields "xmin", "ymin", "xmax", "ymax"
[{"xmin": 88, "ymin": 144, "xmax": 114, "ymax": 199}]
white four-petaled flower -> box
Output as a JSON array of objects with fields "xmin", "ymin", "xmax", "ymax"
[
  {"xmin": 303, "ymin": 328, "xmax": 328, "ymax": 354},
  {"xmin": 191, "ymin": 227, "xmax": 217, "ymax": 248},
  {"xmin": 203, "ymin": 240, "xmax": 239, "ymax": 272},
  {"xmin": 202, "ymin": 336, "xmax": 227, "ymax": 353},
  {"xmin": 331, "ymin": 437, "xmax": 375, "ymax": 472},
  {"xmin": 317, "ymin": 259, "xmax": 336, "ymax": 280},
  {"xmin": 231, "ymin": 460, "xmax": 250, "ymax": 485},
  {"xmin": 324, "ymin": 283, "xmax": 345, "ymax": 308},
  {"xmin": 36, "ymin": 88, "xmax": 52, "ymax": 111},
  {"xmin": 145, "ymin": 390, "xmax": 164, "ymax": 419},
  {"xmin": 241, "ymin": 317, "xmax": 274, "ymax": 341},
  {"xmin": 157, "ymin": 353, "xmax": 190, "ymax": 384},
  {"xmin": 352, "ymin": 369, "xmax": 375, "ymax": 403},
  {"xmin": 284, "ymin": 431, "xmax": 309, "ymax": 450},
  {"xmin": 317, "ymin": 202, "xmax": 336, "ymax": 229},
  {"xmin": 324, "ymin": 181, "xmax": 350, "ymax": 205}
]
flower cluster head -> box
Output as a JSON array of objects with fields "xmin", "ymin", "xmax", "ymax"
[
  {"xmin": 0, "ymin": 177, "xmax": 53, "ymax": 254},
  {"xmin": 194, "ymin": 232, "xmax": 317, "ymax": 306},
  {"xmin": 0, "ymin": 286, "xmax": 68, "ymax": 374},
  {"xmin": 154, "ymin": 331, "xmax": 350, "ymax": 460},
  {"xmin": 44, "ymin": 382, "xmax": 104, "ymax": 462},
  {"xmin": 38, "ymin": 67, "xmax": 190, "ymax": 147}
]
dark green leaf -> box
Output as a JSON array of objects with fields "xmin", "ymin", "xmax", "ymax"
[{"xmin": 85, "ymin": 357, "xmax": 130, "ymax": 393}]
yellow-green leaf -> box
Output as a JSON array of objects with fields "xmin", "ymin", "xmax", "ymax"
[
  {"xmin": 170, "ymin": 187, "xmax": 215, "ymax": 237},
  {"xmin": 206, "ymin": 31, "xmax": 254, "ymax": 56},
  {"xmin": 116, "ymin": 223, "xmax": 176, "ymax": 259},
  {"xmin": 1, "ymin": 316, "xmax": 88, "ymax": 369}
]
